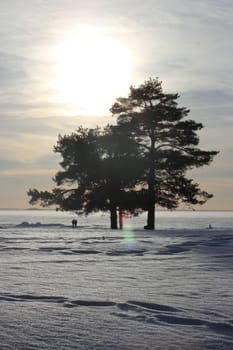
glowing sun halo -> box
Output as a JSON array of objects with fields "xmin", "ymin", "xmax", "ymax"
[{"xmin": 53, "ymin": 28, "xmax": 132, "ymax": 115}]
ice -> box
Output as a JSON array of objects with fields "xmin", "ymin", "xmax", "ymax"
[{"xmin": 0, "ymin": 211, "xmax": 233, "ymax": 349}]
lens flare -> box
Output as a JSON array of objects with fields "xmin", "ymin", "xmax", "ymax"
[{"xmin": 123, "ymin": 226, "xmax": 136, "ymax": 250}]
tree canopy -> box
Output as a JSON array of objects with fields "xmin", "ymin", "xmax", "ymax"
[
  {"xmin": 111, "ymin": 78, "xmax": 218, "ymax": 228},
  {"xmin": 28, "ymin": 78, "xmax": 218, "ymax": 229},
  {"xmin": 28, "ymin": 125, "xmax": 144, "ymax": 228}
]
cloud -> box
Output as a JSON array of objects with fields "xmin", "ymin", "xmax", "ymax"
[
  {"xmin": 0, "ymin": 115, "xmax": 68, "ymax": 136},
  {"xmin": 0, "ymin": 52, "xmax": 28, "ymax": 83},
  {"xmin": 195, "ymin": 177, "xmax": 233, "ymax": 210},
  {"xmin": 0, "ymin": 159, "xmax": 23, "ymax": 171},
  {"xmin": 181, "ymin": 89, "xmax": 233, "ymax": 107},
  {"xmin": 0, "ymin": 168, "xmax": 56, "ymax": 177},
  {"xmin": 0, "ymin": 52, "xmax": 31, "ymax": 109},
  {"xmin": 0, "ymin": 50, "xmax": 56, "ymax": 117},
  {"xmin": 178, "ymin": 89, "xmax": 233, "ymax": 130},
  {"xmin": 120, "ymin": 1, "xmax": 233, "ymax": 93},
  {"xmin": 0, "ymin": 114, "xmax": 113, "ymax": 178},
  {"xmin": 0, "ymin": 0, "xmax": 232, "ymax": 209},
  {"xmin": 0, "ymin": 170, "xmax": 55, "ymax": 209},
  {"xmin": 0, "ymin": 133, "xmax": 55, "ymax": 163}
]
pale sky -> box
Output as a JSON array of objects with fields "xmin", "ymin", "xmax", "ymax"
[{"xmin": 0, "ymin": 0, "xmax": 233, "ymax": 209}]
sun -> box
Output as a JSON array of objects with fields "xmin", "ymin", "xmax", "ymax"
[{"xmin": 52, "ymin": 27, "xmax": 132, "ymax": 115}]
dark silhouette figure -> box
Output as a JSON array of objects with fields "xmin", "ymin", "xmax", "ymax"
[{"xmin": 72, "ymin": 219, "xmax": 77, "ymax": 228}]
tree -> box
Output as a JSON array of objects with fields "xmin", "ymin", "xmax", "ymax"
[
  {"xmin": 28, "ymin": 126, "xmax": 101, "ymax": 214},
  {"xmin": 28, "ymin": 125, "xmax": 144, "ymax": 229},
  {"xmin": 92, "ymin": 124, "xmax": 145, "ymax": 228},
  {"xmin": 111, "ymin": 78, "xmax": 218, "ymax": 229}
]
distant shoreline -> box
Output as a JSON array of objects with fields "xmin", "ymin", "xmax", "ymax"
[{"xmin": 0, "ymin": 208, "xmax": 232, "ymax": 212}]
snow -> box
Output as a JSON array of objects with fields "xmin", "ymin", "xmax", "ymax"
[{"xmin": 0, "ymin": 211, "xmax": 232, "ymax": 349}]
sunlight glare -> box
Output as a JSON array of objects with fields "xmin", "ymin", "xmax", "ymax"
[{"xmin": 53, "ymin": 27, "xmax": 132, "ymax": 115}]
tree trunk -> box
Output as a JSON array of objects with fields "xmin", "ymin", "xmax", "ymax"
[
  {"xmin": 144, "ymin": 183, "xmax": 155, "ymax": 230},
  {"xmin": 110, "ymin": 203, "xmax": 118, "ymax": 229},
  {"xmin": 145, "ymin": 135, "xmax": 155, "ymax": 230},
  {"xmin": 119, "ymin": 208, "xmax": 123, "ymax": 229}
]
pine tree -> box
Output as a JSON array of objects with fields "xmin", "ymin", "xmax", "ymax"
[
  {"xmin": 111, "ymin": 78, "xmax": 218, "ymax": 229},
  {"xmin": 28, "ymin": 126, "xmax": 144, "ymax": 229}
]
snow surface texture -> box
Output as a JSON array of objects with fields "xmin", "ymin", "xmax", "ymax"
[{"xmin": 0, "ymin": 211, "xmax": 233, "ymax": 349}]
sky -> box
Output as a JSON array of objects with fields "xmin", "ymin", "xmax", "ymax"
[{"xmin": 0, "ymin": 0, "xmax": 233, "ymax": 210}]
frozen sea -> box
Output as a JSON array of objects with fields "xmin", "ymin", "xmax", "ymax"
[{"xmin": 0, "ymin": 210, "xmax": 233, "ymax": 350}]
